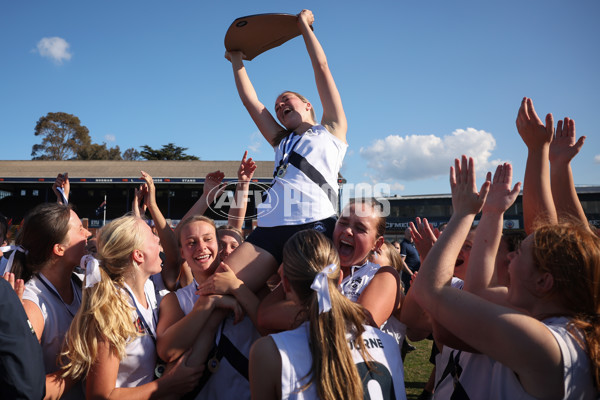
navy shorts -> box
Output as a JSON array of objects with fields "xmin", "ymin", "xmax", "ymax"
[{"xmin": 245, "ymin": 216, "xmax": 337, "ymax": 264}]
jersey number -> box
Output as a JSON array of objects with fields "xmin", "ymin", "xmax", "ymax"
[{"xmin": 355, "ymin": 361, "xmax": 396, "ymax": 400}]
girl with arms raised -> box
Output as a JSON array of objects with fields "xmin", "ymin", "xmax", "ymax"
[
  {"xmin": 412, "ymin": 156, "xmax": 599, "ymax": 399},
  {"xmin": 224, "ymin": 9, "xmax": 347, "ymax": 292}
]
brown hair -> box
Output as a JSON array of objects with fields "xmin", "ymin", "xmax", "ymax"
[
  {"xmin": 12, "ymin": 203, "xmax": 72, "ymax": 282},
  {"xmin": 217, "ymin": 224, "xmax": 244, "ymax": 245},
  {"xmin": 531, "ymin": 222, "xmax": 600, "ymax": 389},
  {"xmin": 346, "ymin": 197, "xmax": 387, "ymax": 237},
  {"xmin": 282, "ymin": 229, "xmax": 372, "ymax": 399}
]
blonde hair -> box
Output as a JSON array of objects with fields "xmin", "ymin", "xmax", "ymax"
[
  {"xmin": 61, "ymin": 214, "xmax": 144, "ymax": 380},
  {"xmin": 282, "ymin": 230, "xmax": 372, "ymax": 399},
  {"xmin": 378, "ymin": 241, "xmax": 404, "ymax": 274},
  {"xmin": 176, "ymin": 215, "xmax": 216, "ymax": 247}
]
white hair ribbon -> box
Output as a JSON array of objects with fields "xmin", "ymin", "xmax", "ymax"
[
  {"xmin": 1, "ymin": 245, "xmax": 28, "ymax": 274},
  {"xmin": 310, "ymin": 263, "xmax": 338, "ymax": 314},
  {"xmin": 80, "ymin": 255, "xmax": 101, "ymax": 288}
]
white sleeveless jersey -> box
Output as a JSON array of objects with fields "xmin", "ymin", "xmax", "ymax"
[
  {"xmin": 23, "ymin": 273, "xmax": 85, "ymax": 400},
  {"xmin": 175, "ymin": 282, "xmax": 260, "ymax": 400},
  {"xmin": 434, "ymin": 347, "xmax": 494, "ymax": 400},
  {"xmin": 272, "ymin": 322, "xmax": 406, "ymax": 400},
  {"xmin": 340, "ymin": 261, "xmax": 381, "ymax": 303},
  {"xmin": 258, "ymin": 125, "xmax": 347, "ymax": 227},
  {"xmin": 116, "ymin": 279, "xmax": 158, "ymax": 388},
  {"xmin": 489, "ymin": 316, "xmax": 597, "ymax": 400}
]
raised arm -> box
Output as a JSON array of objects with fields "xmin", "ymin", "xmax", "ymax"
[
  {"xmin": 132, "ymin": 184, "xmax": 147, "ymax": 219},
  {"xmin": 549, "ymin": 117, "xmax": 589, "ymax": 227},
  {"xmin": 225, "ymin": 51, "xmax": 283, "ymax": 146},
  {"xmin": 463, "ymin": 164, "xmax": 520, "ymax": 305},
  {"xmin": 179, "ymin": 171, "xmax": 226, "ymax": 224},
  {"xmin": 52, "ymin": 173, "xmax": 69, "ymax": 204},
  {"xmin": 140, "ymin": 171, "xmax": 180, "ymax": 291},
  {"xmin": 227, "ymin": 151, "xmax": 256, "ymax": 230},
  {"xmin": 297, "ymin": 10, "xmax": 347, "ymax": 143},
  {"xmin": 398, "ymin": 219, "xmax": 437, "ymax": 340},
  {"xmin": 413, "ymin": 156, "xmax": 564, "ymax": 399},
  {"xmin": 516, "ymin": 97, "xmax": 557, "ymax": 233}
]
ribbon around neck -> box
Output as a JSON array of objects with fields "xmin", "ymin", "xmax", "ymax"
[
  {"xmin": 310, "ymin": 263, "xmax": 338, "ymax": 314},
  {"xmin": 1, "ymin": 245, "xmax": 28, "ymax": 274},
  {"xmin": 80, "ymin": 255, "xmax": 101, "ymax": 288}
]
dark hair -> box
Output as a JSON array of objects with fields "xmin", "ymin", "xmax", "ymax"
[{"xmin": 12, "ymin": 203, "xmax": 72, "ymax": 282}]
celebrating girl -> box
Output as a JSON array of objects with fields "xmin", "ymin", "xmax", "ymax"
[
  {"xmin": 11, "ymin": 203, "xmax": 90, "ymax": 399},
  {"xmin": 412, "ymin": 156, "xmax": 599, "ymax": 399},
  {"xmin": 224, "ymin": 9, "xmax": 347, "ymax": 293},
  {"xmin": 60, "ymin": 215, "xmax": 202, "ymax": 398},
  {"xmin": 249, "ymin": 229, "xmax": 406, "ymax": 399}
]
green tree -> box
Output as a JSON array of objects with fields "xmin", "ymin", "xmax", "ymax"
[
  {"xmin": 139, "ymin": 143, "xmax": 199, "ymax": 160},
  {"xmin": 77, "ymin": 143, "xmax": 122, "ymax": 160},
  {"xmin": 32, "ymin": 112, "xmax": 91, "ymax": 160},
  {"xmin": 122, "ymin": 147, "xmax": 142, "ymax": 160}
]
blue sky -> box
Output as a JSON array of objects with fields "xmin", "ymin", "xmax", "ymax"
[{"xmin": 2, "ymin": 0, "xmax": 599, "ymax": 196}]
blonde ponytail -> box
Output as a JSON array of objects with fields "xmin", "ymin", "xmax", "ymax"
[
  {"xmin": 61, "ymin": 215, "xmax": 144, "ymax": 380},
  {"xmin": 283, "ymin": 230, "xmax": 372, "ymax": 399}
]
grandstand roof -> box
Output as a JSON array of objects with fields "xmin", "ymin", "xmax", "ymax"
[{"xmin": 0, "ymin": 160, "xmax": 276, "ymax": 184}]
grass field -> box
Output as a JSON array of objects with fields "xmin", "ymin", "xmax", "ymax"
[{"xmin": 402, "ymin": 339, "xmax": 434, "ymax": 400}]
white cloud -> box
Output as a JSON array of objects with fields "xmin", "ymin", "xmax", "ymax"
[
  {"xmin": 35, "ymin": 37, "xmax": 72, "ymax": 64},
  {"xmin": 360, "ymin": 128, "xmax": 502, "ymax": 182},
  {"xmin": 104, "ymin": 134, "xmax": 116, "ymax": 142},
  {"xmin": 595, "ymin": 155, "xmax": 600, "ymax": 164},
  {"xmin": 247, "ymin": 131, "xmax": 263, "ymax": 154}
]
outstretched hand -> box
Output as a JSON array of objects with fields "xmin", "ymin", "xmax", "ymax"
[
  {"xmin": 482, "ymin": 163, "xmax": 521, "ymax": 214},
  {"xmin": 409, "ymin": 217, "xmax": 438, "ymax": 261},
  {"xmin": 549, "ymin": 117, "xmax": 585, "ymax": 165},
  {"xmin": 203, "ymin": 171, "xmax": 226, "ymax": 205},
  {"xmin": 133, "ymin": 183, "xmax": 148, "ymax": 218},
  {"xmin": 450, "ymin": 155, "xmax": 490, "ymax": 217},
  {"xmin": 516, "ymin": 97, "xmax": 554, "ymax": 150},
  {"xmin": 2, "ymin": 272, "xmax": 24, "ymax": 301},
  {"xmin": 237, "ymin": 151, "xmax": 257, "ymax": 183},
  {"xmin": 140, "ymin": 171, "xmax": 158, "ymax": 208}
]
